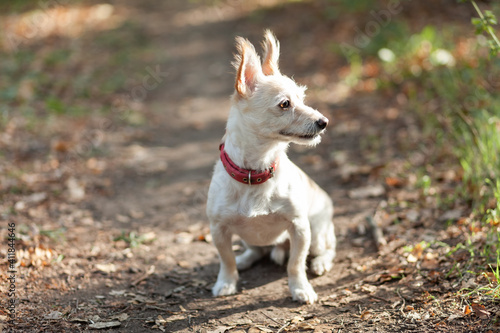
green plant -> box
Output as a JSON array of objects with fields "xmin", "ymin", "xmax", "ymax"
[
  {"xmin": 113, "ymin": 231, "xmax": 155, "ymax": 248},
  {"xmin": 40, "ymin": 228, "xmax": 67, "ymax": 242},
  {"xmin": 461, "ymin": 250, "xmax": 500, "ymax": 299},
  {"xmin": 418, "ymin": 174, "xmax": 432, "ymax": 196},
  {"xmin": 485, "ymin": 179, "xmax": 500, "ymax": 225},
  {"xmin": 459, "ymin": 0, "xmax": 500, "ymax": 56}
]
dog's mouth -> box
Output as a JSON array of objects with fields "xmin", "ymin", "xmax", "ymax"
[{"xmin": 279, "ymin": 130, "xmax": 322, "ymax": 140}]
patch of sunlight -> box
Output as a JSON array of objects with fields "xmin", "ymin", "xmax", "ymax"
[
  {"xmin": 172, "ymin": 0, "xmax": 289, "ymax": 28},
  {"xmin": 0, "ymin": 4, "xmax": 124, "ymax": 51}
]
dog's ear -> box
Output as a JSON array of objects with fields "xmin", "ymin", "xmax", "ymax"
[
  {"xmin": 233, "ymin": 37, "xmax": 262, "ymax": 98},
  {"xmin": 261, "ymin": 30, "xmax": 280, "ymax": 76}
]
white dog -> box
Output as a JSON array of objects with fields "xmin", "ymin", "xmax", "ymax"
[{"xmin": 206, "ymin": 30, "xmax": 336, "ymax": 304}]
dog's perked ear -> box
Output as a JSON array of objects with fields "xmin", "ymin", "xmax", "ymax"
[
  {"xmin": 261, "ymin": 30, "xmax": 280, "ymax": 76},
  {"xmin": 233, "ymin": 37, "xmax": 262, "ymax": 98}
]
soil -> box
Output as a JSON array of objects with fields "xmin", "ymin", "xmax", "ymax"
[{"xmin": 1, "ymin": 1, "xmax": 499, "ymax": 332}]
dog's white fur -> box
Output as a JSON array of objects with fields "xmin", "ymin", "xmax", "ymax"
[{"xmin": 206, "ymin": 31, "xmax": 336, "ymax": 304}]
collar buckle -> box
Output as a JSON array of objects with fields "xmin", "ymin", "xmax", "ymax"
[{"xmin": 269, "ymin": 166, "xmax": 275, "ymax": 178}]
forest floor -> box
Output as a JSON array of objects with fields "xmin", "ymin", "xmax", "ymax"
[{"xmin": 1, "ymin": 0, "xmax": 499, "ymax": 332}]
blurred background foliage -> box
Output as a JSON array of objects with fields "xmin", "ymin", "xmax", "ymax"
[
  {"xmin": 328, "ymin": 0, "xmax": 500, "ymax": 223},
  {"xmin": 329, "ymin": 0, "xmax": 500, "ymax": 294}
]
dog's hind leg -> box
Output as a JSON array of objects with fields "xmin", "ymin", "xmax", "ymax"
[
  {"xmin": 236, "ymin": 241, "xmax": 268, "ymax": 270},
  {"xmin": 270, "ymin": 239, "xmax": 290, "ymax": 266},
  {"xmin": 309, "ymin": 220, "xmax": 336, "ymax": 276},
  {"xmin": 310, "ymin": 247, "xmax": 336, "ymax": 276},
  {"xmin": 270, "ymin": 244, "xmax": 287, "ymax": 266}
]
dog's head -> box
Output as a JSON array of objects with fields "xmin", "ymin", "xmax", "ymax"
[{"xmin": 231, "ymin": 30, "xmax": 328, "ymax": 146}]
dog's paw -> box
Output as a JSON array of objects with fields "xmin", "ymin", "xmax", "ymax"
[
  {"xmin": 270, "ymin": 246, "xmax": 286, "ymax": 266},
  {"xmin": 310, "ymin": 254, "xmax": 334, "ymax": 276},
  {"xmin": 289, "ymin": 279, "xmax": 318, "ymax": 304},
  {"xmin": 212, "ymin": 279, "xmax": 237, "ymax": 297}
]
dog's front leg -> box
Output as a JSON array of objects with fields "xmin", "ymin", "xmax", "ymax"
[
  {"xmin": 288, "ymin": 219, "xmax": 317, "ymax": 304},
  {"xmin": 211, "ymin": 225, "xmax": 238, "ymax": 297}
]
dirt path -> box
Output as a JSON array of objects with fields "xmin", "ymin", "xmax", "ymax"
[
  {"xmin": 6, "ymin": 1, "xmax": 494, "ymax": 332},
  {"xmin": 75, "ymin": 2, "xmax": 404, "ymax": 331}
]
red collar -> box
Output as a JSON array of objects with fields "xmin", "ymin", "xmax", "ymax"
[{"xmin": 219, "ymin": 143, "xmax": 278, "ymax": 185}]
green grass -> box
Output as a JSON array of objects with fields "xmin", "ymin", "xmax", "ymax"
[
  {"xmin": 418, "ymin": 60, "xmax": 500, "ymax": 216},
  {"xmin": 0, "ymin": 0, "xmax": 44, "ymax": 12},
  {"xmin": 334, "ymin": 1, "xmax": 500, "ymax": 299},
  {"xmin": 462, "ymin": 249, "xmax": 500, "ymax": 300},
  {"xmin": 113, "ymin": 231, "xmax": 156, "ymax": 249},
  {"xmin": 40, "ymin": 227, "xmax": 67, "ymax": 242},
  {"xmin": 0, "ymin": 12, "xmax": 165, "ymax": 128}
]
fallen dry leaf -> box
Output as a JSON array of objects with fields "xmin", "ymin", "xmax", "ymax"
[
  {"xmin": 165, "ymin": 314, "xmax": 186, "ymax": 323},
  {"xmin": 95, "ymin": 263, "xmax": 117, "ymax": 274},
  {"xmin": 52, "ymin": 140, "xmax": 71, "ymax": 153},
  {"xmin": 360, "ymin": 284, "xmax": 377, "ymax": 294},
  {"xmin": 471, "ymin": 303, "xmax": 490, "ymax": 319},
  {"xmin": 248, "ymin": 327, "xmax": 262, "ymax": 333},
  {"xmin": 109, "ymin": 313, "xmax": 129, "ymax": 321},
  {"xmin": 109, "ymin": 289, "xmax": 126, "ymax": 296},
  {"xmin": 86, "ymin": 158, "xmax": 107, "ymax": 174},
  {"xmin": 427, "ymin": 270, "xmax": 442, "ymax": 282},
  {"xmin": 385, "ymin": 176, "xmax": 405, "ymax": 187},
  {"xmin": 407, "ymin": 253, "xmax": 418, "ymax": 263},
  {"xmin": 128, "ymin": 294, "xmax": 156, "ymax": 304},
  {"xmin": 66, "ymin": 177, "xmax": 85, "ymax": 202},
  {"xmin": 221, "ymin": 317, "xmax": 252, "ymax": 326},
  {"xmin": 88, "ymin": 321, "xmax": 121, "ymax": 329},
  {"xmin": 348, "ymin": 184, "xmax": 385, "ymax": 199},
  {"xmin": 296, "ymin": 321, "xmax": 316, "ymax": 330},
  {"xmin": 175, "ymin": 232, "xmax": 194, "ymax": 244},
  {"xmin": 338, "ymin": 164, "xmax": 375, "ymax": 181},
  {"xmin": 412, "ymin": 243, "xmax": 425, "ymax": 258},
  {"xmin": 69, "ymin": 317, "xmax": 88, "ymax": 323},
  {"xmin": 406, "ymin": 310, "xmax": 421, "ymax": 321},
  {"xmin": 177, "ymin": 260, "xmax": 190, "ymax": 268},
  {"xmin": 44, "ymin": 311, "xmax": 63, "ymax": 320},
  {"xmin": 16, "ymin": 246, "xmax": 57, "ymax": 268},
  {"xmin": 322, "ymin": 301, "xmax": 339, "ymax": 307},
  {"xmin": 360, "ymin": 310, "xmax": 372, "ymax": 320},
  {"xmin": 422, "ymin": 258, "xmax": 439, "ymax": 270},
  {"xmin": 252, "ymin": 325, "xmax": 274, "ymax": 332},
  {"xmin": 447, "ymin": 314, "xmax": 462, "ymax": 322},
  {"xmin": 155, "ymin": 315, "xmax": 167, "ymax": 325},
  {"xmin": 207, "ymin": 326, "xmax": 233, "ymax": 333}
]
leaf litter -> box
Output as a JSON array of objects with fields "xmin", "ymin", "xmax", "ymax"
[{"xmin": 1, "ymin": 1, "xmax": 500, "ymax": 333}]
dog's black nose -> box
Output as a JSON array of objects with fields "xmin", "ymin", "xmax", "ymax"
[{"xmin": 316, "ymin": 117, "xmax": 329, "ymax": 130}]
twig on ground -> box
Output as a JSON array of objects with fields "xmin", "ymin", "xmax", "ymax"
[
  {"xmin": 144, "ymin": 305, "xmax": 178, "ymax": 313},
  {"xmin": 277, "ymin": 321, "xmax": 290, "ymax": 333},
  {"xmin": 396, "ymin": 288, "xmax": 407, "ymax": 322},
  {"xmin": 131, "ymin": 265, "xmax": 155, "ymax": 286},
  {"xmin": 260, "ymin": 311, "xmax": 282, "ymax": 326}
]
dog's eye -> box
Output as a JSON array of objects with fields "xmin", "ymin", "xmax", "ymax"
[{"xmin": 279, "ymin": 100, "xmax": 290, "ymax": 110}]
